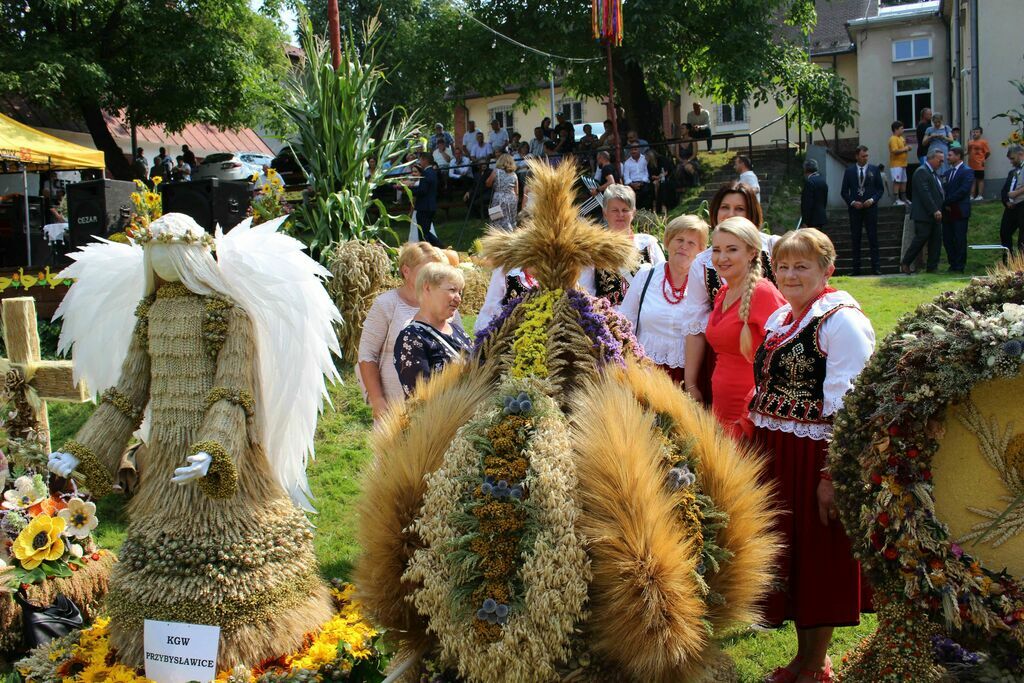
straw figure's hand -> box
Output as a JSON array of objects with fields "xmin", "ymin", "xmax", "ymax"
[
  {"xmin": 170, "ymin": 451, "xmax": 212, "ymax": 484},
  {"xmin": 47, "ymin": 451, "xmax": 79, "ymax": 478}
]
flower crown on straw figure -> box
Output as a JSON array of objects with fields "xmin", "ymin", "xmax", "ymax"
[{"xmin": 129, "ymin": 212, "xmax": 216, "ymax": 250}]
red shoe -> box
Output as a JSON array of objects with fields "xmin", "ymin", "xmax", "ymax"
[
  {"xmin": 799, "ymin": 660, "xmax": 834, "ymax": 683},
  {"xmin": 763, "ymin": 667, "xmax": 798, "ymax": 683}
]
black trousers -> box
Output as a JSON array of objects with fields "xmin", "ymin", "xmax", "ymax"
[
  {"xmin": 692, "ymin": 126, "xmax": 712, "ymax": 150},
  {"xmin": 1001, "ymin": 204, "xmax": 1024, "ymax": 258},
  {"xmin": 848, "ymin": 206, "xmax": 879, "ymax": 273},
  {"xmin": 902, "ymin": 219, "xmax": 942, "ymax": 272},
  {"xmin": 942, "ymin": 218, "xmax": 969, "ymax": 271},
  {"xmin": 416, "ymin": 210, "xmax": 441, "ymax": 246}
]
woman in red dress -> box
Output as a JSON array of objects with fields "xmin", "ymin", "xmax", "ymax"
[
  {"xmin": 682, "ymin": 181, "xmax": 776, "ymax": 406},
  {"xmin": 752, "ymin": 229, "xmax": 875, "ymax": 683},
  {"xmin": 702, "ymin": 217, "xmax": 785, "ymax": 439}
]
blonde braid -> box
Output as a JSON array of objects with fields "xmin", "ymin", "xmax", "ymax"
[{"xmin": 738, "ymin": 254, "xmax": 762, "ymax": 362}]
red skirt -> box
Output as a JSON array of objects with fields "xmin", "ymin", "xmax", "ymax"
[{"xmin": 754, "ymin": 426, "xmax": 870, "ymax": 629}]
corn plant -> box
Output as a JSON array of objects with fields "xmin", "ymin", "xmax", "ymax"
[{"xmin": 281, "ymin": 14, "xmax": 422, "ymax": 258}]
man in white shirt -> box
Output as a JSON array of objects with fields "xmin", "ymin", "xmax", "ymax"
[
  {"xmin": 622, "ymin": 145, "xmax": 651, "ymax": 209},
  {"xmin": 468, "ymin": 131, "xmax": 494, "ymax": 175},
  {"xmin": 735, "ymin": 155, "xmax": 761, "ymax": 200},
  {"xmin": 449, "ymin": 146, "xmax": 474, "ymax": 193},
  {"xmin": 462, "ymin": 121, "xmax": 478, "ymax": 152},
  {"xmin": 529, "ymin": 126, "xmax": 549, "ymax": 158},
  {"xmin": 489, "ymin": 119, "xmax": 510, "ymax": 154},
  {"xmin": 432, "ymin": 139, "xmax": 453, "ymax": 169}
]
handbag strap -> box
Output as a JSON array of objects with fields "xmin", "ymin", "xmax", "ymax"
[{"xmin": 634, "ymin": 266, "xmax": 657, "ymax": 337}]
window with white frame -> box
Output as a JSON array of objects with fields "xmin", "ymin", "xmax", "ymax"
[
  {"xmin": 560, "ymin": 99, "xmax": 584, "ymax": 125},
  {"xmin": 893, "ymin": 76, "xmax": 932, "ymax": 129},
  {"xmin": 714, "ymin": 102, "xmax": 749, "ymax": 131},
  {"xmin": 892, "ymin": 37, "xmax": 932, "ymax": 62},
  {"xmin": 489, "ymin": 105, "xmax": 515, "ymax": 136}
]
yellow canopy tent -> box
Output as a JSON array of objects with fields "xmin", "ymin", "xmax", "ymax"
[
  {"xmin": 0, "ymin": 112, "xmax": 104, "ymax": 171},
  {"xmin": 0, "ymin": 112, "xmax": 104, "ymax": 264}
]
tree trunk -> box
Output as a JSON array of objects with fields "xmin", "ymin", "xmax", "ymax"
[
  {"xmin": 615, "ymin": 60, "xmax": 666, "ymax": 147},
  {"xmin": 79, "ymin": 102, "xmax": 132, "ymax": 180}
]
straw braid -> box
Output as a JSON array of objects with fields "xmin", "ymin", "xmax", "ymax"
[{"xmin": 738, "ymin": 255, "xmax": 763, "ymax": 363}]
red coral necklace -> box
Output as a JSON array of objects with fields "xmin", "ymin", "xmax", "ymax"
[
  {"xmin": 762, "ymin": 287, "xmax": 835, "ymax": 352},
  {"xmin": 662, "ymin": 263, "xmax": 687, "ymax": 304}
]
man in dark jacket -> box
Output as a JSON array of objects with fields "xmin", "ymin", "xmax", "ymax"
[
  {"xmin": 800, "ymin": 159, "xmax": 828, "ymax": 229},
  {"xmin": 411, "ymin": 152, "xmax": 441, "ymax": 246},
  {"xmin": 941, "ymin": 146, "xmax": 975, "ymax": 273},
  {"xmin": 840, "ymin": 146, "xmax": 885, "ymax": 275},
  {"xmin": 901, "ymin": 149, "xmax": 945, "ymax": 273},
  {"xmin": 1001, "ymin": 144, "xmax": 1024, "ymax": 260}
]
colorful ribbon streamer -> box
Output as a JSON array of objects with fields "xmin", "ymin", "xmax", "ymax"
[{"xmin": 592, "ymin": 0, "xmax": 623, "ymax": 46}]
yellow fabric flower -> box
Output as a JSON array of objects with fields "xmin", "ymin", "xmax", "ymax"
[{"xmin": 12, "ymin": 514, "xmax": 66, "ymax": 570}]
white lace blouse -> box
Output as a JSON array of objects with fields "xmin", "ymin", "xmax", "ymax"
[
  {"xmin": 749, "ymin": 290, "xmax": 875, "ymax": 441},
  {"xmin": 618, "ymin": 263, "xmax": 688, "ymax": 368}
]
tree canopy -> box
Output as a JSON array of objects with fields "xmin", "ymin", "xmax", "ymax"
[
  {"xmin": 0, "ymin": 0, "xmax": 290, "ymax": 177},
  {"xmin": 306, "ymin": 0, "xmax": 854, "ymax": 140}
]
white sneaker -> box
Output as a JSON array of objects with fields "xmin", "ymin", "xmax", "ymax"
[
  {"xmin": 894, "ymin": 199, "xmax": 905, "ymax": 206},
  {"xmin": 972, "ymin": 196, "xmax": 983, "ymax": 202}
]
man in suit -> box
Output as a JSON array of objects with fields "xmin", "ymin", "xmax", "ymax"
[
  {"xmin": 941, "ymin": 146, "xmax": 975, "ymax": 273},
  {"xmin": 800, "ymin": 159, "xmax": 828, "ymax": 229},
  {"xmin": 840, "ymin": 145, "xmax": 885, "ymax": 275},
  {"xmin": 1001, "ymin": 144, "xmax": 1024, "ymax": 259},
  {"xmin": 901, "ymin": 149, "xmax": 945, "ymax": 273},
  {"xmin": 410, "ymin": 152, "xmax": 441, "ymax": 247}
]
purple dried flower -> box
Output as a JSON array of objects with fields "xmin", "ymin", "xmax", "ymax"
[{"xmin": 472, "ymin": 295, "xmax": 524, "ymax": 355}]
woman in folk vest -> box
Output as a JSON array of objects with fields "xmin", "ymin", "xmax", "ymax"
[{"xmin": 752, "ymin": 229, "xmax": 875, "ymax": 683}]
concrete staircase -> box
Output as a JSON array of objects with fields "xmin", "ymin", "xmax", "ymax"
[
  {"xmin": 821, "ymin": 205, "xmax": 907, "ymax": 275},
  {"xmin": 694, "ymin": 146, "xmax": 798, "ymax": 213}
]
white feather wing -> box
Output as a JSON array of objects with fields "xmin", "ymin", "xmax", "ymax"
[
  {"xmin": 53, "ymin": 240, "xmax": 147, "ymax": 398},
  {"xmin": 215, "ymin": 217, "xmax": 342, "ymax": 512}
]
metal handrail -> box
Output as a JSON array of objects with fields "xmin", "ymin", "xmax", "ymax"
[{"xmin": 736, "ymin": 104, "xmax": 798, "ymax": 158}]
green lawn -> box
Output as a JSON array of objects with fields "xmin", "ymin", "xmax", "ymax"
[{"xmin": 38, "ymin": 188, "xmax": 1015, "ymax": 680}]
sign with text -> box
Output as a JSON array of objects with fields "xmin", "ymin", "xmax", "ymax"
[{"xmin": 143, "ymin": 620, "xmax": 220, "ymax": 683}]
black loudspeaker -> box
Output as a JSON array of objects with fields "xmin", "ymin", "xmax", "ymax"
[
  {"xmin": 67, "ymin": 179, "xmax": 135, "ymax": 247},
  {"xmin": 160, "ymin": 178, "xmax": 251, "ymax": 233}
]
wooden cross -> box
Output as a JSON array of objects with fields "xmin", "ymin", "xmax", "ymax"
[{"xmin": 1, "ymin": 297, "xmax": 89, "ymax": 452}]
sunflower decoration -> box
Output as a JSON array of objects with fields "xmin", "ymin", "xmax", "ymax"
[
  {"xmin": 12, "ymin": 514, "xmax": 66, "ymax": 571},
  {"xmin": 356, "ymin": 160, "xmax": 777, "ymax": 683}
]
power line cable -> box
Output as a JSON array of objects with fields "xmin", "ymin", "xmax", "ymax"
[{"xmin": 451, "ymin": 3, "xmax": 602, "ymax": 64}]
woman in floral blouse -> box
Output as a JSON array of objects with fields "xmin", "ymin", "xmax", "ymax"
[{"xmin": 394, "ymin": 262, "xmax": 471, "ymax": 397}]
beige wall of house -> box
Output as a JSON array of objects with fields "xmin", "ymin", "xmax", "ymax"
[
  {"xmin": 952, "ymin": 0, "xmax": 1020, "ymax": 183},
  {"xmin": 848, "ymin": 11, "xmax": 949, "ymax": 170},
  {"xmin": 674, "ymin": 51, "xmax": 860, "ymax": 153},
  {"xmin": 462, "ymin": 88, "xmax": 606, "ymax": 141}
]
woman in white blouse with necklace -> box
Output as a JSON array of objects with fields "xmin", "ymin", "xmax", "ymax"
[
  {"xmin": 358, "ymin": 242, "xmax": 453, "ymax": 419},
  {"xmin": 618, "ymin": 215, "xmax": 707, "ymax": 384}
]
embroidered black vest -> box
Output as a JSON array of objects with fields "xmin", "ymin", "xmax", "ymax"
[
  {"xmin": 704, "ymin": 251, "xmax": 776, "ymax": 301},
  {"xmin": 596, "ymin": 246, "xmax": 651, "ymax": 306},
  {"xmin": 501, "ymin": 274, "xmax": 533, "ymax": 306},
  {"xmin": 749, "ymin": 306, "xmax": 846, "ymax": 424}
]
